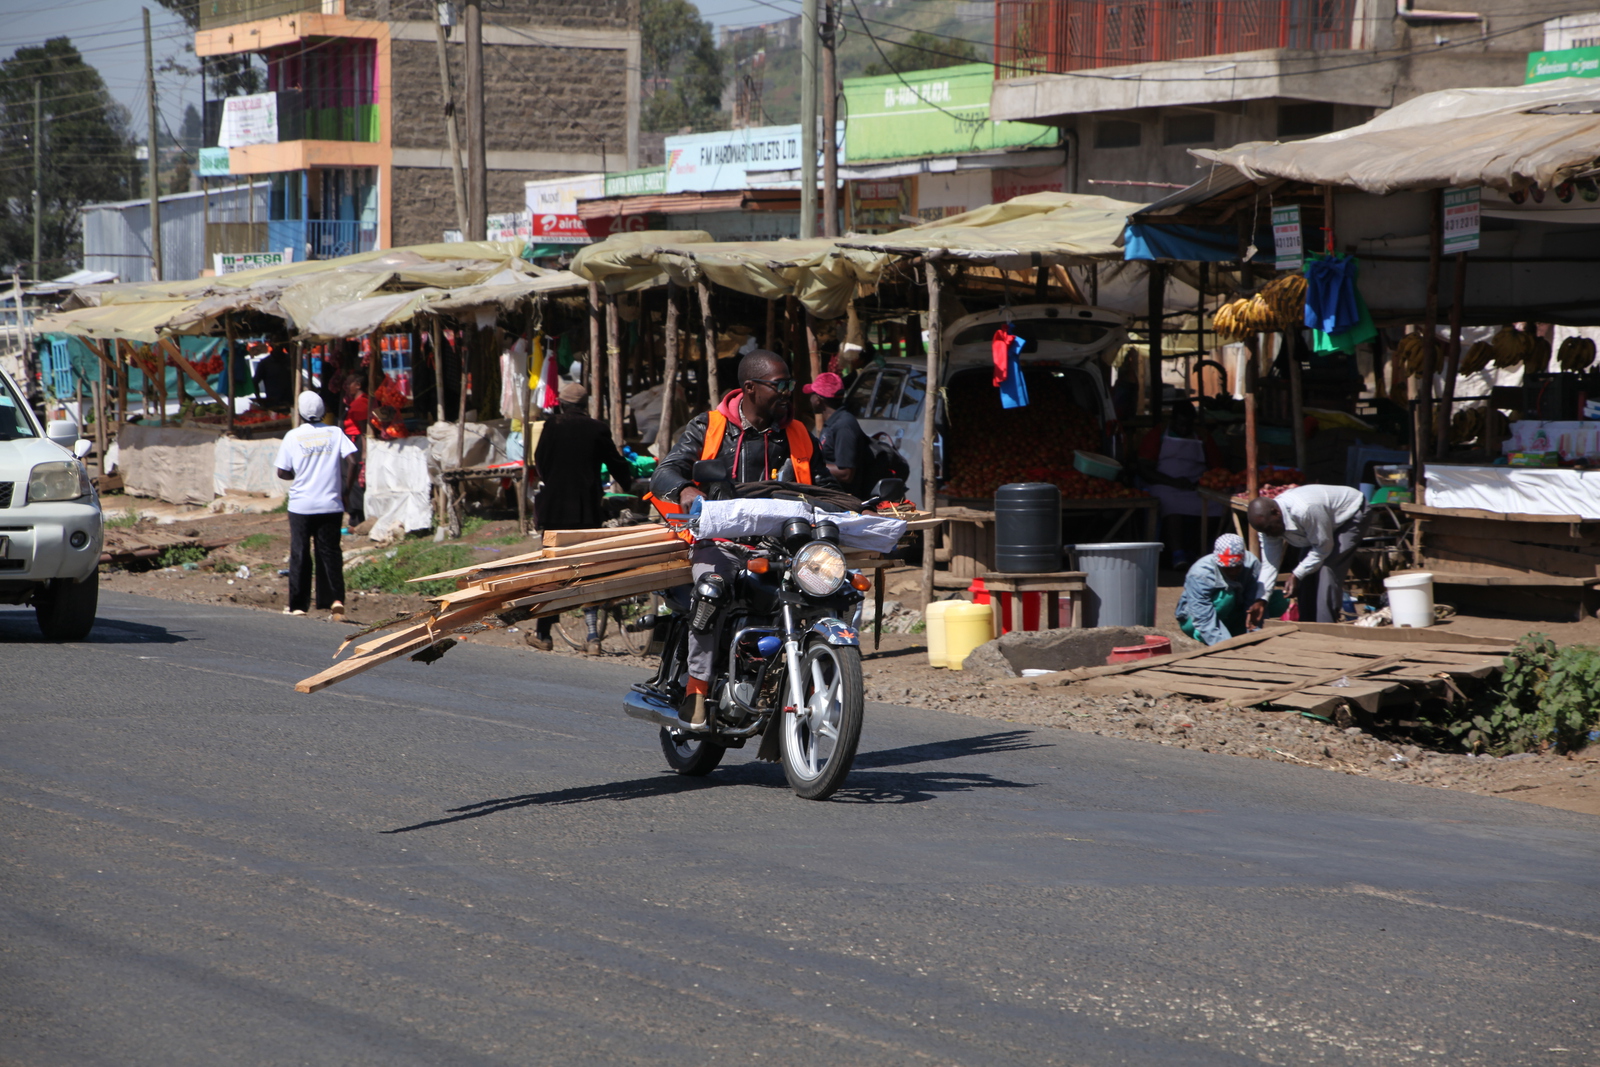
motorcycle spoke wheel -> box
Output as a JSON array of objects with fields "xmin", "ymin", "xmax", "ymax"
[
  {"xmin": 659, "ymin": 728, "xmax": 726, "ymax": 777},
  {"xmin": 781, "ymin": 642, "xmax": 864, "ymax": 801}
]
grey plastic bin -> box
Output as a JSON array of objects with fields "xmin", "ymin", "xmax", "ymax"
[{"xmin": 1068, "ymin": 542, "xmax": 1162, "ymax": 628}]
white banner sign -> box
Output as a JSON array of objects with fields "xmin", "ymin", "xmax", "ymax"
[
  {"xmin": 213, "ymin": 248, "xmax": 294, "ymax": 275},
  {"xmin": 218, "ymin": 92, "xmax": 279, "ymax": 149},
  {"xmin": 663, "ymin": 123, "xmax": 843, "ymax": 193},
  {"xmin": 1272, "ymin": 205, "xmax": 1303, "ymax": 272}
]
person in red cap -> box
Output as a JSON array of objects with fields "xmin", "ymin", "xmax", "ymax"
[{"xmin": 804, "ymin": 371, "xmax": 871, "ymax": 499}]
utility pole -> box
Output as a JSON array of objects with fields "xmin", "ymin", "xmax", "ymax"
[
  {"xmin": 463, "ymin": 0, "xmax": 486, "ymax": 241},
  {"xmin": 144, "ymin": 8, "xmax": 162, "ymax": 281},
  {"xmin": 820, "ymin": 0, "xmax": 838, "ymax": 238},
  {"xmin": 32, "ymin": 80, "xmax": 42, "ymax": 278},
  {"xmin": 799, "ymin": 0, "xmax": 819, "ymax": 239},
  {"xmin": 433, "ymin": 6, "xmax": 469, "ymax": 237}
]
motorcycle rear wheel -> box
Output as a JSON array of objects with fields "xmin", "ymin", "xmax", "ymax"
[
  {"xmin": 781, "ymin": 642, "xmax": 864, "ymax": 800},
  {"xmin": 659, "ymin": 728, "xmax": 726, "ymax": 776}
]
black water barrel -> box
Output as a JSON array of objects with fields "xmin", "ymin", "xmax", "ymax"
[{"xmin": 994, "ymin": 482, "xmax": 1062, "ymax": 573}]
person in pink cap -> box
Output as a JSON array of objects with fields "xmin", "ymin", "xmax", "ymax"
[{"xmin": 804, "ymin": 371, "xmax": 871, "ymax": 499}]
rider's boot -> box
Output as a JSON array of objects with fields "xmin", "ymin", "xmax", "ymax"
[{"xmin": 679, "ymin": 677, "xmax": 711, "ymax": 732}]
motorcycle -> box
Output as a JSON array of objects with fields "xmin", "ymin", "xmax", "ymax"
[{"xmin": 623, "ymin": 462, "xmax": 907, "ymax": 801}]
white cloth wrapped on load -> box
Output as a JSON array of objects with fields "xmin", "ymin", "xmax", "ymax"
[{"xmin": 693, "ymin": 498, "xmax": 906, "ymax": 553}]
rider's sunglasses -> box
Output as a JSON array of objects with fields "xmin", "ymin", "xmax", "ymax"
[{"xmin": 747, "ymin": 377, "xmax": 796, "ymax": 395}]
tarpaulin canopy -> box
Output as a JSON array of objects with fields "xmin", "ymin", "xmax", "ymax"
[
  {"xmin": 836, "ymin": 192, "xmax": 1139, "ymax": 267},
  {"xmin": 299, "ymin": 269, "xmax": 590, "ymax": 341},
  {"xmin": 32, "ymin": 300, "xmax": 197, "ymax": 343},
  {"xmin": 1191, "ymin": 79, "xmax": 1600, "ymax": 196}
]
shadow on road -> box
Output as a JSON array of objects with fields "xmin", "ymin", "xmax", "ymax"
[
  {"xmin": 386, "ymin": 730, "xmax": 1046, "ymax": 832},
  {"xmin": 0, "ymin": 611, "xmax": 190, "ymax": 645}
]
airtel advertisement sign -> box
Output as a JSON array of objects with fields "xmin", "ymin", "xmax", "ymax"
[{"xmin": 525, "ymin": 174, "xmax": 605, "ymax": 244}]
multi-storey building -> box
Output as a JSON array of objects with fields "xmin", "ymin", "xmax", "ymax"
[
  {"xmin": 990, "ymin": 0, "xmax": 1541, "ymax": 199},
  {"xmin": 195, "ymin": 0, "xmax": 639, "ymax": 261}
]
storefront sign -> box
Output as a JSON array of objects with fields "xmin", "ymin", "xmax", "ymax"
[
  {"xmin": 524, "ymin": 174, "xmax": 605, "ymax": 244},
  {"xmin": 842, "ymin": 63, "xmax": 1057, "ymax": 163},
  {"xmin": 486, "ymin": 211, "xmax": 531, "ymax": 242},
  {"xmin": 217, "ymin": 92, "xmax": 278, "ymax": 149},
  {"xmin": 213, "ymin": 248, "xmax": 294, "ymax": 274},
  {"xmin": 991, "ymin": 165, "xmax": 1067, "ymax": 203},
  {"xmin": 848, "ymin": 177, "xmax": 915, "ymax": 234},
  {"xmin": 604, "ymin": 166, "xmax": 667, "ymax": 197},
  {"xmin": 1526, "ymin": 46, "xmax": 1600, "ymax": 82},
  {"xmin": 663, "ymin": 123, "xmax": 842, "ymax": 193},
  {"xmin": 197, "ymin": 146, "xmax": 231, "ymax": 177},
  {"xmin": 1443, "ymin": 187, "xmax": 1481, "ymax": 253},
  {"xmin": 1272, "ymin": 205, "xmax": 1303, "ymax": 271}
]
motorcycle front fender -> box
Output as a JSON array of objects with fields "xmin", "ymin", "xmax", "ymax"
[{"xmin": 809, "ymin": 617, "xmax": 860, "ymax": 647}]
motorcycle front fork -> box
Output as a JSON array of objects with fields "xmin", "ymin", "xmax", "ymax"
[{"xmin": 780, "ymin": 603, "xmax": 808, "ymax": 717}]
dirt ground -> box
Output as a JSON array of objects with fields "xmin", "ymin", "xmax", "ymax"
[{"xmin": 95, "ymin": 495, "xmax": 1599, "ymax": 818}]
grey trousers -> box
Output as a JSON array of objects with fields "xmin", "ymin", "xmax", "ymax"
[
  {"xmin": 1298, "ymin": 511, "xmax": 1367, "ymax": 624},
  {"xmin": 686, "ymin": 541, "xmax": 741, "ymax": 681}
]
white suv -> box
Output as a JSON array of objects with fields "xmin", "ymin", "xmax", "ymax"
[{"xmin": 0, "ymin": 365, "xmax": 102, "ymax": 640}]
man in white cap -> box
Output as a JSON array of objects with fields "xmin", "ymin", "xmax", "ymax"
[{"xmin": 275, "ymin": 391, "xmax": 358, "ymax": 617}]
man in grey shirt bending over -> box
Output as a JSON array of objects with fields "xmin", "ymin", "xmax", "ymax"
[{"xmin": 1246, "ymin": 484, "xmax": 1369, "ymax": 625}]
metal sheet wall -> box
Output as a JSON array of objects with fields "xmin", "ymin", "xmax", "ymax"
[{"xmin": 82, "ymin": 182, "xmax": 269, "ymax": 285}]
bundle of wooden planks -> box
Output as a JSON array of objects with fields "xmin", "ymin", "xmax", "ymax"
[{"xmin": 294, "ymin": 525, "xmax": 690, "ymax": 694}]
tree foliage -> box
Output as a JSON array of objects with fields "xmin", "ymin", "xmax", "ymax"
[
  {"xmin": 641, "ymin": 0, "xmax": 726, "ymax": 133},
  {"xmin": 0, "ymin": 38, "xmax": 136, "ymax": 276},
  {"xmin": 862, "ymin": 31, "xmax": 980, "ymax": 77},
  {"xmin": 152, "ymin": 0, "xmax": 264, "ymax": 100}
]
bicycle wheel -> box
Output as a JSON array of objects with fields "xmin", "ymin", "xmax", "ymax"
[
  {"xmin": 553, "ymin": 606, "xmax": 609, "ymax": 651},
  {"xmin": 614, "ymin": 592, "xmax": 663, "ymax": 657}
]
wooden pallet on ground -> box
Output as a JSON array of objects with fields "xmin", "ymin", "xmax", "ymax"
[{"xmin": 1021, "ymin": 622, "xmax": 1513, "ymax": 717}]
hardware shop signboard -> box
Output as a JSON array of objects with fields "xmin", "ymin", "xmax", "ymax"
[
  {"xmin": 663, "ymin": 123, "xmax": 844, "ymax": 194},
  {"xmin": 841, "ymin": 63, "xmax": 1058, "ymax": 163}
]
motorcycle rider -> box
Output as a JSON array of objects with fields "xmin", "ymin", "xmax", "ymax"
[{"xmin": 651, "ymin": 349, "xmax": 838, "ymax": 731}]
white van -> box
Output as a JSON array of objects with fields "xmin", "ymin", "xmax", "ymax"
[
  {"xmin": 0, "ymin": 365, "xmax": 102, "ymax": 640},
  {"xmin": 842, "ymin": 303, "xmax": 1128, "ymax": 502}
]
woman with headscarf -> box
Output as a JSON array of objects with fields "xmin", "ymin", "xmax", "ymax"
[
  {"xmin": 274, "ymin": 391, "xmax": 358, "ymax": 618},
  {"xmin": 1174, "ymin": 533, "xmax": 1290, "ymax": 645}
]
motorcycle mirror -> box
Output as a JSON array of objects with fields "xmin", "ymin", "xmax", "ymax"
[
  {"xmin": 872, "ymin": 477, "xmax": 906, "ymax": 502},
  {"xmin": 691, "ymin": 458, "xmax": 731, "ymax": 485},
  {"xmin": 812, "ymin": 519, "xmax": 840, "ymax": 544}
]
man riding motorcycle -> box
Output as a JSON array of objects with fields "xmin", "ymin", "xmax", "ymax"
[{"xmin": 650, "ymin": 349, "xmax": 839, "ymax": 731}]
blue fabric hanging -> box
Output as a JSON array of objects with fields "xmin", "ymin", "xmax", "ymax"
[
  {"xmin": 1303, "ymin": 253, "xmax": 1361, "ymax": 335},
  {"xmin": 998, "ymin": 335, "xmax": 1029, "ymax": 409}
]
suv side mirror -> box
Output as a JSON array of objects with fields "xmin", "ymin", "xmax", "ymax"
[
  {"xmin": 73, "ymin": 439, "xmax": 92, "ymax": 460},
  {"xmin": 46, "ymin": 419, "xmax": 79, "ymax": 448}
]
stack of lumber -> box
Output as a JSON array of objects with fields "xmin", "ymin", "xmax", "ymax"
[
  {"xmin": 295, "ymin": 525, "xmax": 689, "ymax": 694},
  {"xmin": 100, "ymin": 526, "xmax": 233, "ymax": 565}
]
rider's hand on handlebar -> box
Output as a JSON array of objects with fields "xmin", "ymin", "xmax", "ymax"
[{"xmin": 678, "ymin": 485, "xmax": 706, "ymax": 510}]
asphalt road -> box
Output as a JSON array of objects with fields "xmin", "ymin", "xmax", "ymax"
[{"xmin": 2, "ymin": 592, "xmax": 1597, "ymax": 1066}]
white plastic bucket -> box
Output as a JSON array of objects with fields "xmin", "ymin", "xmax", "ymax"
[{"xmin": 1385, "ymin": 572, "xmax": 1434, "ymax": 628}]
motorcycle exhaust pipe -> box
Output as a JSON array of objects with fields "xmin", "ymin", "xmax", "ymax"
[{"xmin": 623, "ymin": 689, "xmax": 687, "ymax": 730}]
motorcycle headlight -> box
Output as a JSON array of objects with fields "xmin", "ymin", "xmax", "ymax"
[
  {"xmin": 27, "ymin": 460, "xmax": 90, "ymax": 503},
  {"xmin": 792, "ymin": 540, "xmax": 847, "ymax": 597}
]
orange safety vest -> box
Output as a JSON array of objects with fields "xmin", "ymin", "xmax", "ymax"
[{"xmin": 647, "ymin": 411, "xmax": 813, "ymax": 518}]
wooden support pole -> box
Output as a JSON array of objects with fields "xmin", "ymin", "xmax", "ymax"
[
  {"xmin": 1436, "ymin": 252, "xmax": 1467, "ymax": 460},
  {"xmin": 766, "ymin": 298, "xmax": 777, "ymax": 352},
  {"xmin": 587, "ymin": 281, "xmax": 604, "ymax": 422},
  {"xmin": 431, "ymin": 316, "xmax": 446, "ymax": 424},
  {"xmin": 922, "ymin": 259, "xmax": 943, "ymax": 602},
  {"xmin": 657, "ymin": 282, "xmax": 681, "ymax": 456},
  {"xmin": 1415, "ymin": 189, "xmax": 1444, "ymax": 505},
  {"xmin": 1146, "ymin": 262, "xmax": 1165, "ymax": 419},
  {"xmin": 224, "ymin": 318, "xmax": 236, "ymax": 434},
  {"xmin": 1287, "ymin": 330, "xmax": 1306, "ymax": 474},
  {"xmin": 804, "ymin": 310, "xmax": 823, "ymax": 430},
  {"xmin": 698, "ymin": 280, "xmax": 720, "ymax": 407},
  {"xmin": 92, "ymin": 377, "xmax": 107, "ymax": 476},
  {"xmin": 1244, "ymin": 334, "xmax": 1260, "ymax": 557},
  {"xmin": 457, "ymin": 330, "xmax": 470, "ymax": 469},
  {"xmin": 519, "ymin": 317, "xmax": 535, "ymax": 536},
  {"xmin": 605, "ymin": 290, "xmax": 624, "ymax": 448}
]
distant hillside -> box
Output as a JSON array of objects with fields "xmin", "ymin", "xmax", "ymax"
[{"xmin": 727, "ymin": 0, "xmax": 995, "ymax": 127}]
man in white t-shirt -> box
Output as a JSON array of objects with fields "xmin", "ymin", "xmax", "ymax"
[{"xmin": 275, "ymin": 391, "xmax": 358, "ymax": 617}]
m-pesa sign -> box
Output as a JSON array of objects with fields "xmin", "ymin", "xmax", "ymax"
[{"xmin": 524, "ymin": 174, "xmax": 605, "ymax": 243}]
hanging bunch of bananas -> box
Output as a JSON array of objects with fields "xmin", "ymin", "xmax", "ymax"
[
  {"xmin": 1557, "ymin": 335, "xmax": 1598, "ymax": 372},
  {"xmin": 1491, "ymin": 327, "xmax": 1538, "ymax": 368},
  {"xmin": 1525, "ymin": 335, "xmax": 1553, "ymax": 375},
  {"xmin": 1391, "ymin": 333, "xmax": 1427, "ymax": 378},
  {"xmin": 1213, "ymin": 296, "xmax": 1272, "ymax": 341},
  {"xmin": 1450, "ymin": 406, "xmax": 1484, "ymax": 444},
  {"xmin": 1258, "ymin": 273, "xmax": 1307, "ymax": 324},
  {"xmin": 1458, "ymin": 340, "xmax": 1493, "ymax": 375}
]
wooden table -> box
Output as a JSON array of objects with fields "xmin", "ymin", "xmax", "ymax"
[
  {"xmin": 1402, "ymin": 502, "xmax": 1600, "ymax": 620},
  {"xmin": 1197, "ymin": 487, "xmax": 1247, "ymax": 546},
  {"xmin": 978, "ymin": 570, "xmax": 1088, "ymax": 634}
]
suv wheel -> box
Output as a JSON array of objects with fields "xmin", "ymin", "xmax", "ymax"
[{"xmin": 35, "ymin": 572, "xmax": 98, "ymax": 642}]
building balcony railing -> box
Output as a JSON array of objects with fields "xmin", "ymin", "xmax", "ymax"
[
  {"xmin": 995, "ymin": 0, "xmax": 1359, "ymax": 75},
  {"xmin": 204, "ymin": 89, "xmax": 379, "ymax": 149},
  {"xmin": 268, "ymin": 218, "xmax": 377, "ymax": 261}
]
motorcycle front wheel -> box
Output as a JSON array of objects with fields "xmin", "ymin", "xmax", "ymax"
[
  {"xmin": 659, "ymin": 728, "xmax": 726, "ymax": 776},
  {"xmin": 781, "ymin": 641, "xmax": 864, "ymax": 800}
]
